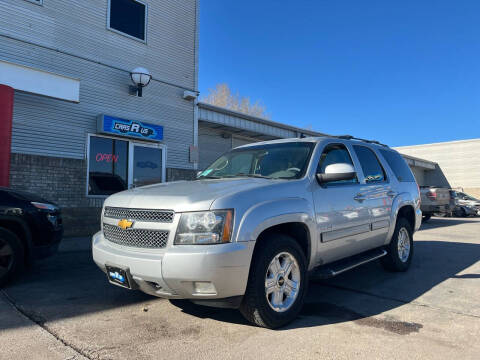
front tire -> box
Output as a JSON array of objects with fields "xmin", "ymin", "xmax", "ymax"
[
  {"xmin": 240, "ymin": 233, "xmax": 307, "ymax": 329},
  {"xmin": 0, "ymin": 228, "xmax": 24, "ymax": 287},
  {"xmin": 381, "ymin": 218, "xmax": 413, "ymax": 272}
]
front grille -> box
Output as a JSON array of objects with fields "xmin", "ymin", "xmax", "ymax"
[
  {"xmin": 104, "ymin": 207, "xmax": 174, "ymax": 223},
  {"xmin": 103, "ymin": 224, "xmax": 169, "ymax": 249}
]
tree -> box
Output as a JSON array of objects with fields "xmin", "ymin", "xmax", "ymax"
[{"xmin": 201, "ymin": 83, "xmax": 270, "ymax": 119}]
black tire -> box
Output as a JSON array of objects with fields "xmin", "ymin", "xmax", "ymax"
[
  {"xmin": 422, "ymin": 214, "xmax": 431, "ymax": 222},
  {"xmin": 239, "ymin": 233, "xmax": 307, "ymax": 329},
  {"xmin": 381, "ymin": 218, "xmax": 413, "ymax": 272},
  {"xmin": 459, "ymin": 208, "xmax": 467, "ymax": 217},
  {"xmin": 0, "ymin": 228, "xmax": 24, "ymax": 287}
]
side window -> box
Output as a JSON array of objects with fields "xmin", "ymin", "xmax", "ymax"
[
  {"xmin": 353, "ymin": 146, "xmax": 386, "ymax": 183},
  {"xmin": 317, "ymin": 144, "xmax": 357, "ymax": 184},
  {"xmin": 379, "ymin": 149, "xmax": 415, "ymax": 182}
]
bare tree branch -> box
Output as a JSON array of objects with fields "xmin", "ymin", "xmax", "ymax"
[{"xmin": 201, "ymin": 84, "xmax": 270, "ymax": 119}]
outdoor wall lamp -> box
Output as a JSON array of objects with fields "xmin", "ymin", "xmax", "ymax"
[{"xmin": 129, "ymin": 67, "xmax": 152, "ymax": 97}]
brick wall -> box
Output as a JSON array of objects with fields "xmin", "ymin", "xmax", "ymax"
[
  {"xmin": 9, "ymin": 153, "xmax": 102, "ymax": 236},
  {"xmin": 11, "ymin": 153, "xmax": 90, "ymax": 207},
  {"xmin": 9, "ymin": 153, "xmax": 197, "ymax": 237}
]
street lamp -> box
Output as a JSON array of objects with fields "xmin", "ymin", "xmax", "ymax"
[{"xmin": 129, "ymin": 67, "xmax": 152, "ymax": 97}]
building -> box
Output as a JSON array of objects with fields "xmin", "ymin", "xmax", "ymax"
[
  {"xmin": 0, "ymin": 0, "xmax": 199, "ymax": 235},
  {"xmin": 395, "ymin": 138, "xmax": 480, "ymax": 198},
  {"xmin": 2, "ymin": 1, "xmax": 474, "ymax": 238}
]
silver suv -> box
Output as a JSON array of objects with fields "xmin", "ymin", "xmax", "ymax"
[{"xmin": 92, "ymin": 136, "xmax": 421, "ymax": 328}]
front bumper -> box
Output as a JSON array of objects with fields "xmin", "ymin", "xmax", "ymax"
[
  {"xmin": 92, "ymin": 231, "xmax": 254, "ymax": 300},
  {"xmin": 421, "ymin": 204, "xmax": 448, "ymax": 214},
  {"xmin": 30, "ymin": 227, "xmax": 63, "ymax": 261}
]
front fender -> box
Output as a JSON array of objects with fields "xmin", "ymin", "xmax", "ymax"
[{"xmin": 235, "ymin": 197, "xmax": 317, "ymax": 269}]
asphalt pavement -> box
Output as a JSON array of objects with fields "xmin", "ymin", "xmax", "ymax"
[{"xmin": 1, "ymin": 217, "xmax": 479, "ymax": 360}]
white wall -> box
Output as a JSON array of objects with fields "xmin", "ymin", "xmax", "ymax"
[{"xmin": 396, "ymin": 138, "xmax": 480, "ymax": 197}]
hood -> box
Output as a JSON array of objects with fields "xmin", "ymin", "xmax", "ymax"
[
  {"xmin": 0, "ymin": 187, "xmax": 56, "ymax": 205},
  {"xmin": 104, "ymin": 178, "xmax": 274, "ymax": 212}
]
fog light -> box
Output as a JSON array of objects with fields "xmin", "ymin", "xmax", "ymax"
[{"xmin": 193, "ymin": 281, "xmax": 216, "ymax": 294}]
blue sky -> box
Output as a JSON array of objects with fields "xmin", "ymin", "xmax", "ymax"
[{"xmin": 198, "ymin": 0, "xmax": 480, "ymax": 146}]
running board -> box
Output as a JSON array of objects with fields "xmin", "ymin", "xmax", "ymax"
[{"xmin": 311, "ymin": 248, "xmax": 387, "ymax": 280}]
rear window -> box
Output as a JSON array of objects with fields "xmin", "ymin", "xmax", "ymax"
[{"xmin": 379, "ymin": 150, "xmax": 415, "ymax": 182}]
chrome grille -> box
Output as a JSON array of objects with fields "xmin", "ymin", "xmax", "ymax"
[
  {"xmin": 104, "ymin": 207, "xmax": 174, "ymax": 223},
  {"xmin": 103, "ymin": 224, "xmax": 169, "ymax": 249}
]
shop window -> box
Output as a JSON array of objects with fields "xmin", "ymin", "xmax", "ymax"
[
  {"xmin": 88, "ymin": 136, "xmax": 129, "ymax": 196},
  {"xmin": 108, "ymin": 0, "xmax": 147, "ymax": 41}
]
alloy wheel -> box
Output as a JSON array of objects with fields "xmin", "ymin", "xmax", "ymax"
[
  {"xmin": 397, "ymin": 228, "xmax": 411, "ymax": 263},
  {"xmin": 265, "ymin": 252, "xmax": 301, "ymax": 312}
]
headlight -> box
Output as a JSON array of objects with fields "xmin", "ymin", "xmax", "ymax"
[
  {"xmin": 174, "ymin": 210, "xmax": 233, "ymax": 245},
  {"xmin": 31, "ymin": 202, "xmax": 58, "ymax": 211}
]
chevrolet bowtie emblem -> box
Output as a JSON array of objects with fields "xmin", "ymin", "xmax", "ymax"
[{"xmin": 117, "ymin": 219, "xmax": 133, "ymax": 230}]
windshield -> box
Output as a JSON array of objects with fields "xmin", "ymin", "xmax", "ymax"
[{"xmin": 198, "ymin": 142, "xmax": 315, "ymax": 180}]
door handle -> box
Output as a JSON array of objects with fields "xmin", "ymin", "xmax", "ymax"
[
  {"xmin": 387, "ymin": 191, "xmax": 397, "ymax": 198},
  {"xmin": 354, "ymin": 193, "xmax": 365, "ymax": 202}
]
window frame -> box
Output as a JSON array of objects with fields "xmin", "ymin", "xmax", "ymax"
[
  {"xmin": 352, "ymin": 145, "xmax": 388, "ymax": 184},
  {"xmin": 316, "ymin": 142, "xmax": 360, "ymax": 187},
  {"xmin": 86, "ymin": 133, "xmax": 166, "ymax": 198},
  {"xmin": 107, "ymin": 0, "xmax": 148, "ymax": 43}
]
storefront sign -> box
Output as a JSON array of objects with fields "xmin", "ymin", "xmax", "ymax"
[
  {"xmin": 96, "ymin": 153, "xmax": 119, "ymax": 163},
  {"xmin": 97, "ymin": 114, "xmax": 163, "ymax": 141}
]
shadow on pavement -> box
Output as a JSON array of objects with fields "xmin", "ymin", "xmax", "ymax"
[
  {"xmin": 171, "ymin": 240, "xmax": 480, "ymax": 330},
  {"xmin": 420, "ymin": 217, "xmax": 476, "ymax": 229},
  {"xmin": 1, "ymin": 249, "xmax": 152, "ymax": 330},
  {"xmin": 1, "ymin": 239, "xmax": 479, "ymax": 331}
]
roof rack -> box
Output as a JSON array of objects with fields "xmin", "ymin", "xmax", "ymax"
[{"xmin": 335, "ymin": 135, "xmax": 389, "ymax": 147}]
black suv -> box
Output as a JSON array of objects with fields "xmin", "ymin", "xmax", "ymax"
[{"xmin": 0, "ymin": 187, "xmax": 63, "ymax": 286}]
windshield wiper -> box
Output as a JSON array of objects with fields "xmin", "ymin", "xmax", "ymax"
[
  {"xmin": 197, "ymin": 175, "xmax": 222, "ymax": 179},
  {"xmin": 224, "ymin": 173, "xmax": 271, "ymax": 179}
]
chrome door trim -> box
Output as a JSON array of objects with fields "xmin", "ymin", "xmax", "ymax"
[{"xmin": 321, "ymin": 223, "xmax": 371, "ymax": 243}]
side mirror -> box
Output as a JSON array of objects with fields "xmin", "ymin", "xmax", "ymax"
[{"xmin": 316, "ymin": 163, "xmax": 356, "ymax": 184}]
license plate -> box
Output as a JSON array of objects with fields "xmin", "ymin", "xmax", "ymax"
[{"xmin": 106, "ymin": 265, "xmax": 131, "ymax": 289}]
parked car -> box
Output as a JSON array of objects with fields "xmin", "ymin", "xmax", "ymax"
[
  {"xmin": 420, "ymin": 186, "xmax": 450, "ymax": 221},
  {"xmin": 450, "ymin": 190, "xmax": 480, "ymax": 217},
  {"xmin": 0, "ymin": 188, "xmax": 63, "ymax": 286},
  {"xmin": 92, "ymin": 136, "xmax": 421, "ymax": 328}
]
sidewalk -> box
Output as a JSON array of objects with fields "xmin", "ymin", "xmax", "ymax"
[{"xmin": 0, "ymin": 294, "xmax": 87, "ymax": 360}]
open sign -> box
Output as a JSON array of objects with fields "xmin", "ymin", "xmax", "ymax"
[{"xmin": 96, "ymin": 153, "xmax": 119, "ymax": 163}]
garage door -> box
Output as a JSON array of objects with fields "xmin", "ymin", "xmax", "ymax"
[
  {"xmin": 198, "ymin": 127, "xmax": 232, "ymax": 170},
  {"xmin": 198, "ymin": 127, "xmax": 259, "ymax": 170}
]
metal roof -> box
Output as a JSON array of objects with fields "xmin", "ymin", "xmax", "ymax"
[{"xmin": 198, "ymin": 102, "xmax": 326, "ymax": 139}]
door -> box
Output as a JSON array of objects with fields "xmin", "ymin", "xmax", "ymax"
[
  {"xmin": 128, "ymin": 142, "xmax": 166, "ymax": 188},
  {"xmin": 312, "ymin": 143, "xmax": 372, "ymax": 264},
  {"xmin": 351, "ymin": 145, "xmax": 392, "ymax": 248}
]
